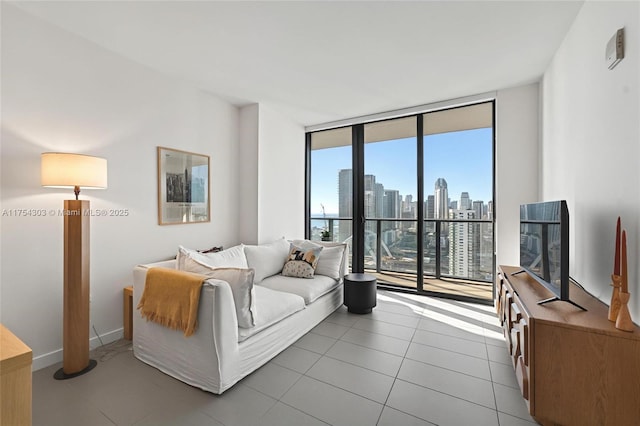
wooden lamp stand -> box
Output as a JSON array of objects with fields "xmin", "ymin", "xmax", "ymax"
[
  {"xmin": 54, "ymin": 199, "xmax": 97, "ymax": 379},
  {"xmin": 41, "ymin": 153, "xmax": 107, "ymax": 380}
]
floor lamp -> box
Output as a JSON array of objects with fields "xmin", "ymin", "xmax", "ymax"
[{"xmin": 41, "ymin": 152, "xmax": 108, "ymax": 379}]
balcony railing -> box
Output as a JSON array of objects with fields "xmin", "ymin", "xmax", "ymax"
[{"xmin": 310, "ymin": 217, "xmax": 494, "ymax": 287}]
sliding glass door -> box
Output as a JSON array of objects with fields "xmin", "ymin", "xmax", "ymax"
[
  {"xmin": 307, "ymin": 101, "xmax": 495, "ymax": 303},
  {"xmin": 308, "ymin": 127, "xmax": 353, "ymax": 268},
  {"xmin": 422, "ymin": 103, "xmax": 494, "ymax": 300},
  {"xmin": 363, "ymin": 117, "xmax": 417, "ymax": 288}
]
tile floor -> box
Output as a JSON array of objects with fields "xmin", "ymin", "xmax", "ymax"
[{"xmin": 32, "ymin": 290, "xmax": 538, "ymax": 426}]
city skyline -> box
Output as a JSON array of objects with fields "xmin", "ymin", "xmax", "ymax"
[
  {"xmin": 314, "ymin": 172, "xmax": 490, "ymax": 217},
  {"xmin": 311, "ymin": 168, "xmax": 494, "ymax": 282},
  {"xmin": 333, "ymin": 170, "xmax": 491, "ymax": 220},
  {"xmin": 310, "ymin": 128, "xmax": 493, "ymax": 215}
]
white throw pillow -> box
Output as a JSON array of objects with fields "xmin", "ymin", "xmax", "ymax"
[
  {"xmin": 177, "ymin": 245, "xmax": 248, "ymax": 269},
  {"xmin": 243, "ymin": 238, "xmax": 290, "ymax": 283},
  {"xmin": 204, "ymin": 244, "xmax": 248, "ymax": 268},
  {"xmin": 315, "ymin": 245, "xmax": 347, "ymax": 280},
  {"xmin": 292, "ymin": 240, "xmax": 347, "ymax": 280},
  {"xmin": 178, "ymin": 253, "xmax": 256, "ymax": 328}
]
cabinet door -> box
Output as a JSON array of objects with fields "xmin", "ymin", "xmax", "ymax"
[
  {"xmin": 496, "ymin": 271, "xmax": 505, "ymax": 316},
  {"xmin": 504, "ymin": 292, "xmax": 514, "ymax": 352},
  {"xmin": 519, "ymin": 318, "xmax": 529, "ymax": 366},
  {"xmin": 515, "ymin": 355, "xmax": 529, "ymax": 400}
]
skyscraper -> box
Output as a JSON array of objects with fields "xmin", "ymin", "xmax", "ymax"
[
  {"xmin": 338, "ymin": 169, "xmax": 352, "ymax": 243},
  {"xmin": 448, "ymin": 209, "xmax": 479, "ymax": 278},
  {"xmin": 375, "ymin": 183, "xmax": 385, "ymax": 219},
  {"xmin": 434, "ymin": 178, "xmax": 448, "ymax": 220},
  {"xmin": 426, "ymin": 195, "xmax": 435, "ymax": 219},
  {"xmin": 364, "ymin": 174, "xmax": 377, "ymax": 234},
  {"xmin": 426, "ymin": 194, "xmax": 435, "ymax": 232},
  {"xmin": 402, "ymin": 194, "xmax": 416, "ymax": 218},
  {"xmin": 383, "ymin": 189, "xmax": 400, "ymax": 232},
  {"xmin": 435, "ymin": 178, "xmax": 449, "ymax": 234},
  {"xmin": 473, "ymin": 200, "xmax": 485, "ymax": 220},
  {"xmin": 460, "ymin": 192, "xmax": 471, "ymax": 210}
]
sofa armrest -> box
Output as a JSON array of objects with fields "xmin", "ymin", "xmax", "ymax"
[
  {"xmin": 132, "ymin": 263, "xmax": 241, "ymax": 393},
  {"xmin": 340, "ymin": 244, "xmax": 350, "ymax": 280}
]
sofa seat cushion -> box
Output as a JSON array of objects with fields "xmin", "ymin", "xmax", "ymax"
[
  {"xmin": 238, "ymin": 286, "xmax": 305, "ymax": 342},
  {"xmin": 259, "ymin": 274, "xmax": 339, "ymax": 305}
]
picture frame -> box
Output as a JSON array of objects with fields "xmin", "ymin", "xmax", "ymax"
[{"xmin": 157, "ymin": 146, "xmax": 210, "ymax": 225}]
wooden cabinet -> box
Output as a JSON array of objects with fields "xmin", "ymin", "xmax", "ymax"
[
  {"xmin": 1, "ymin": 324, "xmax": 32, "ymax": 426},
  {"xmin": 496, "ymin": 266, "xmax": 640, "ymax": 425}
]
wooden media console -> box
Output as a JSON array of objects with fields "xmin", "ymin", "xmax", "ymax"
[{"xmin": 496, "ymin": 265, "xmax": 640, "ymax": 425}]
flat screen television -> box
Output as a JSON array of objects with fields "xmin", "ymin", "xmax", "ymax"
[{"xmin": 517, "ymin": 200, "xmax": 586, "ymax": 310}]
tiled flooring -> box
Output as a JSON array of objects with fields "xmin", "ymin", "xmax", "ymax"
[{"xmin": 32, "ymin": 290, "xmax": 538, "ymax": 425}]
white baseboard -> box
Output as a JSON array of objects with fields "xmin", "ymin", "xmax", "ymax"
[{"xmin": 32, "ymin": 327, "xmax": 125, "ymax": 371}]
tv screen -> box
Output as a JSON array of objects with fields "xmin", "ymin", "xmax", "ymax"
[
  {"xmin": 520, "ymin": 204, "xmax": 565, "ymax": 293},
  {"xmin": 518, "ymin": 200, "xmax": 584, "ymax": 310}
]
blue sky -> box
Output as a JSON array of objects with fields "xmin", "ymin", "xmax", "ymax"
[{"xmin": 311, "ymin": 128, "xmax": 493, "ymax": 215}]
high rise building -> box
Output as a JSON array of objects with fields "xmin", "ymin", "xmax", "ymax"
[
  {"xmin": 434, "ymin": 178, "xmax": 448, "ymax": 220},
  {"xmin": 473, "ymin": 200, "xmax": 485, "ymax": 220},
  {"xmin": 402, "ymin": 194, "xmax": 416, "ymax": 217},
  {"xmin": 460, "ymin": 192, "xmax": 471, "ymax": 210},
  {"xmin": 425, "ymin": 195, "xmax": 435, "ymax": 232},
  {"xmin": 375, "ymin": 183, "xmax": 385, "ymax": 219},
  {"xmin": 400, "ymin": 194, "xmax": 416, "ymax": 231},
  {"xmin": 338, "ymin": 169, "xmax": 352, "ymax": 243},
  {"xmin": 363, "ymin": 175, "xmax": 377, "ymax": 235},
  {"xmin": 404, "ymin": 194, "xmax": 413, "ymax": 205},
  {"xmin": 434, "ymin": 178, "xmax": 449, "ymax": 234},
  {"xmin": 448, "ymin": 209, "xmax": 480, "ymax": 278},
  {"xmin": 383, "ymin": 189, "xmax": 400, "ymax": 232},
  {"xmin": 426, "ymin": 195, "xmax": 435, "ymax": 219}
]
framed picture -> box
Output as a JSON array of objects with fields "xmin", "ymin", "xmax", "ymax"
[{"xmin": 157, "ymin": 146, "xmax": 210, "ymax": 225}]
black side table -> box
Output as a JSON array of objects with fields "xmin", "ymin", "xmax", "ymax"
[{"xmin": 344, "ymin": 273, "xmax": 377, "ymax": 314}]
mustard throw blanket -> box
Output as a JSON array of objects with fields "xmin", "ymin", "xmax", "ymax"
[{"xmin": 137, "ymin": 267, "xmax": 206, "ymax": 337}]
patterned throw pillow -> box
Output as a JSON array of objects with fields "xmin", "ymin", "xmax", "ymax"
[{"xmin": 281, "ymin": 244, "xmax": 323, "ymax": 278}]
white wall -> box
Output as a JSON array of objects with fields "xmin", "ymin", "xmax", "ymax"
[
  {"xmin": 238, "ymin": 104, "xmax": 306, "ymax": 244},
  {"xmin": 542, "ymin": 1, "xmax": 639, "ymax": 317},
  {"xmin": 495, "ymin": 83, "xmax": 540, "ymax": 266},
  {"xmin": 1, "ymin": 5, "xmax": 241, "ymax": 369},
  {"xmin": 256, "ymin": 105, "xmax": 306, "ymax": 243},
  {"xmin": 238, "ymin": 104, "xmax": 260, "ymax": 244}
]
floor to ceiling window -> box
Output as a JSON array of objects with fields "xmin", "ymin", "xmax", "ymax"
[
  {"xmin": 308, "ymin": 126, "xmax": 353, "ymax": 267},
  {"xmin": 363, "ymin": 117, "xmax": 417, "ymax": 288},
  {"xmin": 422, "ymin": 103, "xmax": 494, "ymax": 300},
  {"xmin": 307, "ymin": 101, "xmax": 495, "ymax": 303}
]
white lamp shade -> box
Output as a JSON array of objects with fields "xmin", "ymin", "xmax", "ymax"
[{"xmin": 41, "ymin": 153, "xmax": 108, "ymax": 189}]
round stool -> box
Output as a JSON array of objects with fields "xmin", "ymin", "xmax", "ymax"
[{"xmin": 344, "ymin": 273, "xmax": 377, "ymax": 314}]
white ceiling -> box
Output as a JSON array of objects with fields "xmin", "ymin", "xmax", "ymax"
[{"xmin": 10, "ymin": 1, "xmax": 584, "ymax": 127}]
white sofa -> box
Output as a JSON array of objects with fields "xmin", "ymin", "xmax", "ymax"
[{"xmin": 132, "ymin": 238, "xmax": 348, "ymax": 394}]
